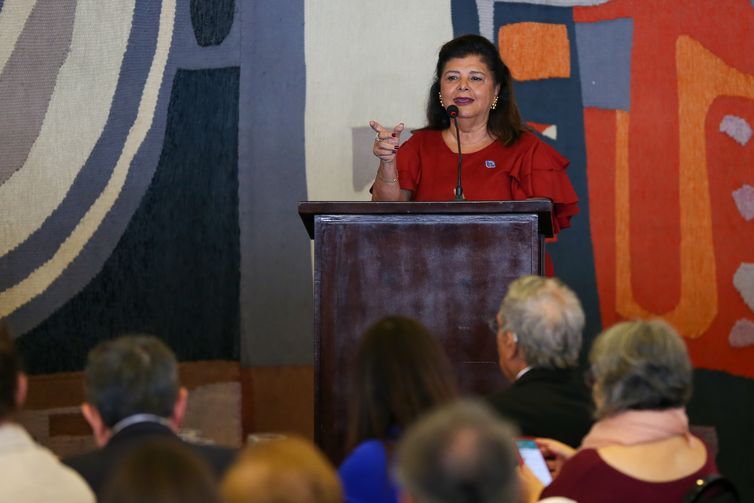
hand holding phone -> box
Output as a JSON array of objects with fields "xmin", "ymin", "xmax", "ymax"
[
  {"xmin": 535, "ymin": 437, "xmax": 576, "ymax": 479},
  {"xmin": 516, "ymin": 438, "xmax": 552, "ymax": 486}
]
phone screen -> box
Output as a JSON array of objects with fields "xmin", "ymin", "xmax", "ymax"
[{"xmin": 516, "ymin": 439, "xmax": 552, "ymax": 486}]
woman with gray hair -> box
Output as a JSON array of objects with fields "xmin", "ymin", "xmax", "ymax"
[{"xmin": 536, "ymin": 320, "xmax": 720, "ymax": 502}]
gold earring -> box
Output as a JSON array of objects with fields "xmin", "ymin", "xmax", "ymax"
[
  {"xmin": 438, "ymin": 91, "xmax": 445, "ymax": 108},
  {"xmin": 491, "ymin": 96, "xmax": 499, "ymax": 110}
]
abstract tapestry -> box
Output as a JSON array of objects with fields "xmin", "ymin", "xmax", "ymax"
[
  {"xmin": 0, "ymin": 0, "xmax": 243, "ymax": 370},
  {"xmin": 450, "ymin": 0, "xmax": 754, "ymax": 496},
  {"xmin": 2, "ymin": 0, "xmax": 753, "ymax": 497}
]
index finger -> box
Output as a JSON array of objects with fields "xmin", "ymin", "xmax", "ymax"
[{"xmin": 369, "ymin": 120, "xmax": 388, "ymax": 134}]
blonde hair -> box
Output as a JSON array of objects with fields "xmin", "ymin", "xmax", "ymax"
[{"xmin": 221, "ymin": 436, "xmax": 341, "ymax": 503}]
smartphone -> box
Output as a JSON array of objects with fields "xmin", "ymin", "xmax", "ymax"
[{"xmin": 515, "ymin": 438, "xmax": 552, "ymax": 486}]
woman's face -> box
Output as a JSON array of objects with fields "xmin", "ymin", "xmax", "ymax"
[{"xmin": 439, "ymin": 54, "xmax": 501, "ymax": 122}]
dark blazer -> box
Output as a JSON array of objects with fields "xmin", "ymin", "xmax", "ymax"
[
  {"xmin": 64, "ymin": 421, "xmax": 237, "ymax": 497},
  {"xmin": 486, "ymin": 367, "xmax": 594, "ymax": 448}
]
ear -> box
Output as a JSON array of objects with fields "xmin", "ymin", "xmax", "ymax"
[
  {"xmin": 591, "ymin": 382, "xmax": 603, "ymax": 411},
  {"xmin": 497, "ymin": 330, "xmax": 518, "ymax": 358},
  {"xmin": 494, "ymin": 83, "xmax": 501, "ymax": 99},
  {"xmin": 81, "ymin": 403, "xmax": 110, "ymax": 447},
  {"xmin": 171, "ymin": 386, "xmax": 188, "ymax": 430},
  {"xmin": 496, "ymin": 330, "xmax": 507, "ymax": 359},
  {"xmin": 15, "ymin": 372, "xmax": 28, "ymax": 408}
]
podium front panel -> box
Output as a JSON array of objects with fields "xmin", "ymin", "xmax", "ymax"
[{"xmin": 313, "ymin": 212, "xmax": 543, "ymax": 462}]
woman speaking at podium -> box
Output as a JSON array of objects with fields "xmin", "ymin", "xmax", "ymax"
[{"xmin": 370, "ymin": 34, "xmax": 579, "ymax": 235}]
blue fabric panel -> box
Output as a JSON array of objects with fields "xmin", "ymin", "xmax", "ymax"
[
  {"xmin": 171, "ymin": 0, "xmax": 240, "ymax": 70},
  {"xmin": 575, "ymin": 18, "xmax": 633, "ymax": 110},
  {"xmin": 451, "ymin": 0, "xmax": 480, "ymax": 36},
  {"xmin": 190, "ymin": 0, "xmax": 235, "ymax": 47},
  {"xmin": 238, "ymin": 0, "xmax": 312, "ymax": 366},
  {"xmin": 0, "ymin": 1, "xmax": 159, "ymax": 291},
  {"xmin": 16, "ymin": 68, "xmax": 241, "ymax": 373}
]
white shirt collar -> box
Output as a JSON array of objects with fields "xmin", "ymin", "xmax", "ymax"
[
  {"xmin": 515, "ymin": 366, "xmax": 533, "ymax": 380},
  {"xmin": 110, "ymin": 414, "xmax": 173, "ymax": 436}
]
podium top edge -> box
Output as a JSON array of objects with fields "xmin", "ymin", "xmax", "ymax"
[{"xmin": 297, "ymin": 200, "xmax": 555, "ymax": 238}]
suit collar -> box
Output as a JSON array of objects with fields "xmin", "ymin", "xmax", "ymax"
[{"xmin": 514, "ymin": 367, "xmax": 578, "ymax": 386}]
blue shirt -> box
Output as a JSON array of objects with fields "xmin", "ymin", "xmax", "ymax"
[{"xmin": 338, "ymin": 439, "xmax": 398, "ymax": 503}]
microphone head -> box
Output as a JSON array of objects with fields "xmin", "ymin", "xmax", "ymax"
[{"xmin": 446, "ymin": 105, "xmax": 459, "ymax": 117}]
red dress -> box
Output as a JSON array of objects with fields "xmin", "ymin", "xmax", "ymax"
[
  {"xmin": 539, "ymin": 448, "xmax": 718, "ymax": 503},
  {"xmin": 396, "ymin": 129, "xmax": 579, "ymax": 234}
]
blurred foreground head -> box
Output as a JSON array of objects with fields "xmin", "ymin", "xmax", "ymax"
[
  {"xmin": 222, "ymin": 436, "xmax": 341, "ymax": 503},
  {"xmin": 101, "ymin": 439, "xmax": 221, "ymax": 503},
  {"xmin": 396, "ymin": 400, "xmax": 520, "ymax": 503}
]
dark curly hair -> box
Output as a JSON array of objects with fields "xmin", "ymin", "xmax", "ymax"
[{"xmin": 425, "ymin": 34, "xmax": 524, "ymax": 146}]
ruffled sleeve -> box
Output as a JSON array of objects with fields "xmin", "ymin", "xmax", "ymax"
[{"xmin": 508, "ymin": 133, "xmax": 579, "ymax": 235}]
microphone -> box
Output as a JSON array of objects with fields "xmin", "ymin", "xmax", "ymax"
[{"xmin": 446, "ymin": 105, "xmax": 463, "ymax": 200}]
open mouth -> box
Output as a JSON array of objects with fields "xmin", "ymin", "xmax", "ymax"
[{"xmin": 454, "ymin": 97, "xmax": 474, "ymax": 105}]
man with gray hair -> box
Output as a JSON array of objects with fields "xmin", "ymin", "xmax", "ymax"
[
  {"xmin": 486, "ymin": 275, "xmax": 593, "ymax": 447},
  {"xmin": 396, "ymin": 400, "xmax": 521, "ymax": 503},
  {"xmin": 64, "ymin": 334, "xmax": 236, "ymax": 497}
]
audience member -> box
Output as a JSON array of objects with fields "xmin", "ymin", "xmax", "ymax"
[
  {"xmin": 339, "ymin": 316, "xmax": 458, "ymax": 503},
  {"xmin": 222, "ymin": 435, "xmax": 341, "ymax": 503},
  {"xmin": 396, "ymin": 399, "xmax": 576, "ymax": 503},
  {"xmin": 487, "ymin": 275, "xmax": 593, "ymax": 447},
  {"xmin": 64, "ymin": 334, "xmax": 237, "ymax": 497},
  {"xmin": 396, "ymin": 400, "xmax": 520, "ymax": 503},
  {"xmin": 539, "ymin": 319, "xmax": 719, "ymax": 502},
  {"xmin": 100, "ymin": 438, "xmax": 221, "ymax": 503},
  {"xmin": 0, "ymin": 321, "xmax": 95, "ymax": 503}
]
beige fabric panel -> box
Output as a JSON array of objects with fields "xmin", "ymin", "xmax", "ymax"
[
  {"xmin": 0, "ymin": 0, "xmax": 135, "ymax": 258},
  {"xmin": 0, "ymin": 0, "xmax": 77, "ymax": 185},
  {"xmin": 0, "ymin": 0, "xmax": 38, "ymax": 76},
  {"xmin": 0, "ymin": 0, "xmax": 176, "ymax": 318},
  {"xmin": 304, "ymin": 0, "xmax": 453, "ymax": 201}
]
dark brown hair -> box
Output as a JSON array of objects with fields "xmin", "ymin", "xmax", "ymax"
[
  {"xmin": 100, "ymin": 439, "xmax": 221, "ymax": 503},
  {"xmin": 346, "ymin": 316, "xmax": 458, "ymax": 450},
  {"xmin": 0, "ymin": 321, "xmax": 21, "ymax": 419},
  {"xmin": 425, "ymin": 34, "xmax": 524, "ymax": 145}
]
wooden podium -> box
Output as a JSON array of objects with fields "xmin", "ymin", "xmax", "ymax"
[{"xmin": 298, "ymin": 200, "xmax": 554, "ymax": 462}]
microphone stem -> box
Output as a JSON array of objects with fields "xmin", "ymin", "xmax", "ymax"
[{"xmin": 453, "ymin": 117, "xmax": 463, "ymax": 200}]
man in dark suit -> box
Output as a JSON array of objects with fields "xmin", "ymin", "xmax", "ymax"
[
  {"xmin": 486, "ymin": 276, "xmax": 593, "ymax": 448},
  {"xmin": 64, "ymin": 335, "xmax": 236, "ymax": 497}
]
